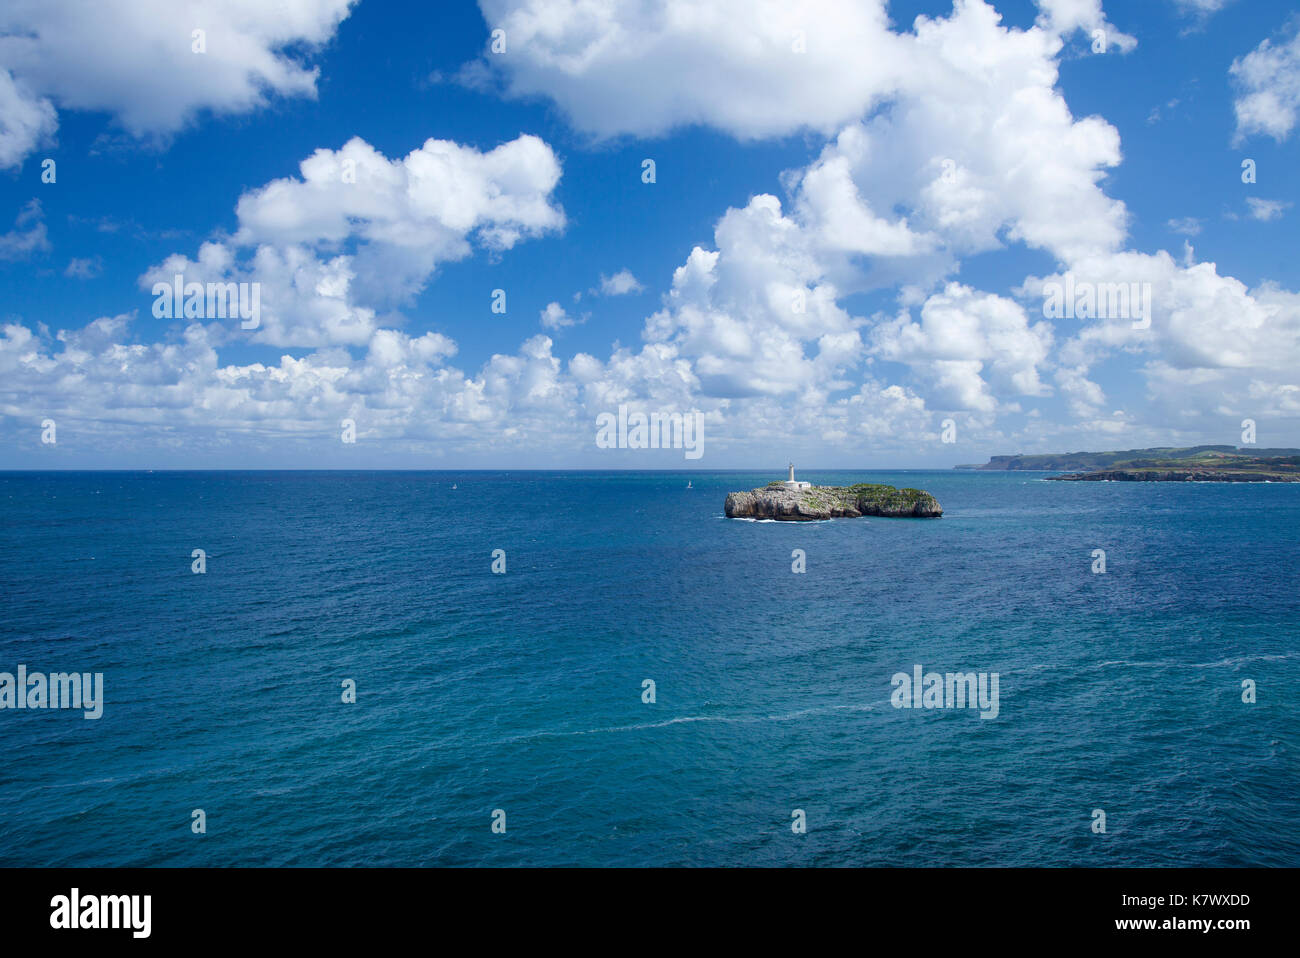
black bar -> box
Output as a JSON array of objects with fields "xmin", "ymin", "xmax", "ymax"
[{"xmin": 1, "ymin": 867, "xmax": 1287, "ymax": 944}]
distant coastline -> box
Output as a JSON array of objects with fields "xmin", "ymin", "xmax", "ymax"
[{"xmin": 957, "ymin": 445, "xmax": 1300, "ymax": 482}]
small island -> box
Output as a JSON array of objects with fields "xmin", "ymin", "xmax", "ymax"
[
  {"xmin": 725, "ymin": 465, "xmax": 943, "ymax": 520},
  {"xmin": 957, "ymin": 446, "xmax": 1300, "ymax": 482}
]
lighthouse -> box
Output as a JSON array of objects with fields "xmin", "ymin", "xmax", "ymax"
[{"xmin": 782, "ymin": 463, "xmax": 811, "ymax": 491}]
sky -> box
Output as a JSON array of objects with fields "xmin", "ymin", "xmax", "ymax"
[{"xmin": 1, "ymin": 0, "xmax": 1298, "ymax": 469}]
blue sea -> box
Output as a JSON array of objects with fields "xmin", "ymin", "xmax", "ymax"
[{"xmin": 1, "ymin": 470, "xmax": 1296, "ymax": 867}]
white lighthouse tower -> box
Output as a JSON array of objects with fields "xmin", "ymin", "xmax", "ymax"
[{"xmin": 782, "ymin": 463, "xmax": 811, "ymax": 491}]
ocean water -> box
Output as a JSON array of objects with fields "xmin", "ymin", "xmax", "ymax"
[{"xmin": 0, "ymin": 470, "xmax": 1296, "ymax": 867}]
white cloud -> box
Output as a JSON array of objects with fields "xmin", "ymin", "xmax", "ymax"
[
  {"xmin": 641, "ymin": 194, "xmax": 862, "ymax": 398},
  {"xmin": 65, "ymin": 257, "xmax": 103, "ymax": 279},
  {"xmin": 1055, "ymin": 364, "xmax": 1107, "ymax": 418},
  {"xmin": 0, "ymin": 313, "xmax": 586, "ymax": 455},
  {"xmin": 843, "ymin": 381, "xmax": 935, "ymax": 440},
  {"xmin": 870, "ymin": 283, "xmax": 1054, "ymax": 412},
  {"xmin": 783, "ymin": 1, "xmax": 1128, "ymax": 277},
  {"xmin": 1029, "ymin": 250, "xmax": 1300, "ymax": 429},
  {"xmin": 0, "ymin": 199, "xmax": 50, "ymax": 260},
  {"xmin": 1172, "ymin": 0, "xmax": 1230, "ymax": 17},
  {"xmin": 233, "ymin": 135, "xmax": 564, "ymax": 258},
  {"xmin": 0, "ymin": 0, "xmax": 355, "ymax": 167},
  {"xmin": 475, "ymin": 0, "xmax": 1133, "ymax": 142},
  {"xmin": 790, "ymin": 134, "xmax": 932, "ymax": 259},
  {"xmin": 571, "ymin": 0, "xmax": 1132, "ymax": 426},
  {"xmin": 1167, "ymin": 217, "xmax": 1202, "ymax": 236},
  {"xmin": 475, "ymin": 0, "xmax": 906, "ymax": 140},
  {"xmin": 540, "ymin": 301, "xmax": 582, "ymax": 329},
  {"xmin": 142, "ymin": 134, "xmax": 565, "ymax": 347},
  {"xmin": 1033, "ymin": 0, "xmax": 1136, "ymax": 53},
  {"xmin": 597, "ymin": 269, "xmax": 644, "ymax": 296},
  {"xmin": 1246, "ymin": 197, "xmax": 1291, "ymax": 221},
  {"xmin": 0, "ymin": 68, "xmax": 57, "ymax": 170},
  {"xmin": 1231, "ymin": 21, "xmax": 1300, "ymax": 143}
]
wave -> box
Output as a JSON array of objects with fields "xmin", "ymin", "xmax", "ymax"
[
  {"xmin": 500, "ymin": 702, "xmax": 880, "ymax": 744},
  {"xmin": 721, "ymin": 516, "xmax": 834, "ymax": 523},
  {"xmin": 1090, "ymin": 652, "xmax": 1300, "ymax": 669}
]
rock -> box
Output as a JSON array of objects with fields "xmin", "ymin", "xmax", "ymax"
[{"xmin": 724, "ymin": 482, "xmax": 942, "ymax": 520}]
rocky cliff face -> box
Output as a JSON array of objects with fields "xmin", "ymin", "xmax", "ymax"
[{"xmin": 724, "ymin": 482, "xmax": 942, "ymax": 520}]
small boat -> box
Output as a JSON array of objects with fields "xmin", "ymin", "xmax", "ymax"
[{"xmin": 686, "ymin": 480, "xmax": 693, "ymax": 489}]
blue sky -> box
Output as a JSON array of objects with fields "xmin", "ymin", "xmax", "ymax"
[{"xmin": 1, "ymin": 0, "xmax": 1298, "ymax": 468}]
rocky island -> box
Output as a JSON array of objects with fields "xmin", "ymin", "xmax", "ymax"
[{"xmin": 725, "ymin": 466, "xmax": 942, "ymax": 520}]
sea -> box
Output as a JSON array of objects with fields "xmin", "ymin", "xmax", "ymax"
[{"xmin": 1, "ymin": 470, "xmax": 1296, "ymax": 867}]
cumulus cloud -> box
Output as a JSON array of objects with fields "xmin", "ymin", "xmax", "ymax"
[
  {"xmin": 640, "ymin": 194, "xmax": 863, "ymax": 398},
  {"xmin": 767, "ymin": 0, "xmax": 1129, "ymax": 294},
  {"xmin": 0, "ymin": 0, "xmax": 355, "ymax": 168},
  {"xmin": 1021, "ymin": 250, "xmax": 1300, "ymax": 429},
  {"xmin": 0, "ymin": 68, "xmax": 57, "ymax": 170},
  {"xmin": 470, "ymin": 0, "xmax": 1131, "ymax": 292},
  {"xmin": 843, "ymin": 381, "xmax": 936, "ymax": 441},
  {"xmin": 591, "ymin": 0, "xmax": 1128, "ymax": 418},
  {"xmin": 474, "ymin": 0, "xmax": 906, "ymax": 140},
  {"xmin": 0, "ymin": 314, "xmax": 585, "ymax": 455},
  {"xmin": 1033, "ymin": 0, "xmax": 1136, "ymax": 53},
  {"xmin": 597, "ymin": 269, "xmax": 644, "ymax": 296},
  {"xmin": 871, "ymin": 283, "xmax": 1054, "ymax": 412},
  {"xmin": 474, "ymin": 0, "xmax": 1132, "ymax": 141},
  {"xmin": 1055, "ymin": 364, "xmax": 1107, "ymax": 418},
  {"xmin": 1231, "ymin": 20, "xmax": 1300, "ymax": 143},
  {"xmin": 141, "ymin": 134, "xmax": 565, "ymax": 347},
  {"xmin": 540, "ymin": 301, "xmax": 583, "ymax": 329}
]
